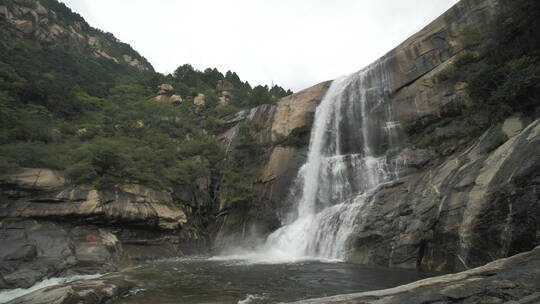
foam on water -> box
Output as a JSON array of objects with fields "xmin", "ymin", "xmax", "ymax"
[
  {"xmin": 217, "ymin": 61, "xmax": 404, "ymax": 264},
  {"xmin": 0, "ymin": 274, "xmax": 102, "ymax": 303}
]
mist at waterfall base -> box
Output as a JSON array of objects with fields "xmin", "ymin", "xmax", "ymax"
[
  {"xmin": 117, "ymin": 65, "xmax": 417, "ymax": 304},
  {"xmin": 216, "ymin": 61, "xmax": 404, "ymax": 264}
]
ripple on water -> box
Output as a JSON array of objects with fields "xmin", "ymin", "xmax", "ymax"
[{"xmin": 116, "ymin": 257, "xmax": 429, "ymax": 304}]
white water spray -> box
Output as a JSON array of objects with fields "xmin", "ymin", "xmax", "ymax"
[{"xmin": 219, "ymin": 61, "xmax": 404, "ymax": 263}]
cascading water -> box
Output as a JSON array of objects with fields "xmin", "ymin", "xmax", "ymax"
[{"xmin": 218, "ymin": 61, "xmax": 405, "ymax": 263}]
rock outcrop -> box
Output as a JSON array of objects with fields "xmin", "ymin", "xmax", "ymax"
[
  {"xmin": 384, "ymin": 0, "xmax": 496, "ymax": 124},
  {"xmin": 348, "ymin": 118, "xmax": 540, "ymax": 272},
  {"xmin": 154, "ymin": 84, "xmax": 183, "ymax": 104},
  {"xmin": 0, "ymin": 169, "xmax": 188, "ymax": 289},
  {"xmin": 6, "ymin": 275, "xmax": 134, "ymax": 304},
  {"xmin": 266, "ymin": 0, "xmax": 493, "ymax": 156},
  {"xmin": 193, "ymin": 93, "xmax": 206, "ymax": 106},
  {"xmin": 289, "ymin": 246, "xmax": 540, "ymax": 304}
]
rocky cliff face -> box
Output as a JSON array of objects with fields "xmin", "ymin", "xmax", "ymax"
[
  {"xmin": 218, "ymin": 0, "xmax": 539, "ymax": 273},
  {"xmin": 348, "ymin": 117, "xmax": 540, "ymax": 271},
  {"xmin": 0, "ymin": 0, "xmax": 152, "ymax": 71},
  {"xmin": 341, "ymin": 0, "xmax": 539, "ymax": 273},
  {"xmin": 213, "ymin": 81, "xmax": 331, "ymax": 249},
  {"xmin": 0, "ymin": 169, "xmax": 189, "ymax": 289},
  {"xmin": 385, "ymin": 0, "xmax": 496, "ymax": 124}
]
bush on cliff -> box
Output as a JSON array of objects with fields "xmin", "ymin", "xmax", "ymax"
[{"xmin": 452, "ymin": 0, "xmax": 540, "ymax": 121}]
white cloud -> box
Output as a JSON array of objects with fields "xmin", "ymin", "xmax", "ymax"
[{"xmin": 59, "ymin": 0, "xmax": 459, "ymax": 91}]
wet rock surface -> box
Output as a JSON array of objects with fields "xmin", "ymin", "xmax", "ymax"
[
  {"xmin": 0, "ymin": 174, "xmax": 188, "ymax": 290},
  {"xmin": 348, "ymin": 119, "xmax": 540, "ymax": 272},
  {"xmin": 290, "ymin": 246, "xmax": 540, "ymax": 304},
  {"xmin": 6, "ymin": 275, "xmax": 134, "ymax": 304}
]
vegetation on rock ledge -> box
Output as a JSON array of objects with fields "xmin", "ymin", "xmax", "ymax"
[{"xmin": 414, "ymin": 0, "xmax": 540, "ymax": 153}]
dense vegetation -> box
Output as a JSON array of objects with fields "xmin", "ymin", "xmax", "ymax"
[
  {"xmin": 443, "ymin": 0, "xmax": 540, "ymax": 123},
  {"xmin": 413, "ymin": 0, "xmax": 540, "ymax": 153},
  {"xmin": 0, "ymin": 0, "xmax": 292, "ymax": 198}
]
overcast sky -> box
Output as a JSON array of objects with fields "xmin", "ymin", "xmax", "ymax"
[{"xmin": 59, "ymin": 0, "xmax": 459, "ymax": 91}]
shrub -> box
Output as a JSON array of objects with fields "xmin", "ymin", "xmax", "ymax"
[
  {"xmin": 484, "ymin": 130, "xmax": 508, "ymax": 153},
  {"xmin": 437, "ymin": 64, "xmax": 457, "ymax": 82}
]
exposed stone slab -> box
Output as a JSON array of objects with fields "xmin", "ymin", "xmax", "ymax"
[{"xmin": 6, "ymin": 275, "xmax": 134, "ymax": 304}]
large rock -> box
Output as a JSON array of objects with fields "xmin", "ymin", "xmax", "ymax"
[
  {"xmin": 0, "ymin": 184, "xmax": 187, "ymax": 231},
  {"xmin": 154, "ymin": 94, "xmax": 183, "ymax": 104},
  {"xmin": 0, "ymin": 218, "xmax": 183, "ymax": 290},
  {"xmin": 193, "ymin": 93, "xmax": 206, "ymax": 106},
  {"xmin": 154, "ymin": 84, "xmax": 183, "ymax": 104},
  {"xmin": 289, "ymin": 246, "xmax": 540, "ymax": 304},
  {"xmin": 347, "ymin": 119, "xmax": 540, "ymax": 272},
  {"xmin": 6, "ymin": 275, "xmax": 134, "ymax": 304},
  {"xmin": 0, "ymin": 180, "xmax": 188, "ymax": 289},
  {"xmin": 0, "ymin": 168, "xmax": 67, "ymax": 193},
  {"xmin": 270, "ymin": 81, "xmax": 331, "ymax": 139},
  {"xmin": 156, "ymin": 84, "xmax": 174, "ymax": 95},
  {"xmin": 383, "ymin": 0, "xmax": 497, "ymax": 124}
]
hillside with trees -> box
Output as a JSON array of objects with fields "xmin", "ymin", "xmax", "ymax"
[{"xmin": 0, "ymin": 0, "xmax": 292, "ymax": 193}]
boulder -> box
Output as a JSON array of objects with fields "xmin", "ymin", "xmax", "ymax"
[
  {"xmin": 0, "ymin": 221, "xmax": 77, "ymax": 289},
  {"xmin": 169, "ymin": 94, "xmax": 183, "ymax": 103},
  {"xmin": 6, "ymin": 275, "xmax": 134, "ymax": 304},
  {"xmin": 270, "ymin": 81, "xmax": 330, "ymax": 140},
  {"xmin": 193, "ymin": 93, "xmax": 206, "ymax": 106},
  {"xmin": 157, "ymin": 84, "xmax": 174, "ymax": 95},
  {"xmin": 0, "ymin": 181, "xmax": 188, "ymax": 289},
  {"xmin": 154, "ymin": 94, "xmax": 182, "ymax": 104},
  {"xmin": 502, "ymin": 115, "xmax": 525, "ymax": 138},
  {"xmin": 122, "ymin": 54, "xmax": 148, "ymax": 71},
  {"xmin": 0, "ymin": 168, "xmax": 67, "ymax": 192}
]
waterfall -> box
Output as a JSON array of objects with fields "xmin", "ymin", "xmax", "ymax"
[{"xmin": 216, "ymin": 61, "xmax": 404, "ymax": 263}]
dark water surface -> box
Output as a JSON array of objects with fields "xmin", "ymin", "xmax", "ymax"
[{"xmin": 117, "ymin": 257, "xmax": 427, "ymax": 304}]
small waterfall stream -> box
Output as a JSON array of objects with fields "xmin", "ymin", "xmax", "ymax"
[{"xmin": 220, "ymin": 62, "xmax": 405, "ymax": 263}]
